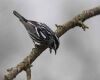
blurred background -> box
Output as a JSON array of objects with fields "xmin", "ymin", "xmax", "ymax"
[{"xmin": 0, "ymin": 0, "xmax": 100, "ymax": 80}]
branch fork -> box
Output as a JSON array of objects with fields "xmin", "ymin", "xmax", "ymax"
[{"xmin": 78, "ymin": 21, "xmax": 89, "ymax": 31}]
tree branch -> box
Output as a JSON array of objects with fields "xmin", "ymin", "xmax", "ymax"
[{"xmin": 4, "ymin": 6, "xmax": 100, "ymax": 80}]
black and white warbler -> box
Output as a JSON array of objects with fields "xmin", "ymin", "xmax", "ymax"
[{"xmin": 13, "ymin": 11, "xmax": 59, "ymax": 54}]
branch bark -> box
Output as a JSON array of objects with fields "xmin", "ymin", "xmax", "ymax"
[
  {"xmin": 4, "ymin": 6, "xmax": 100, "ymax": 80},
  {"xmin": 25, "ymin": 67, "xmax": 31, "ymax": 80}
]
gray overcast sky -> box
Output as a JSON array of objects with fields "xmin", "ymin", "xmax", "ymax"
[{"xmin": 0, "ymin": 0, "xmax": 100, "ymax": 80}]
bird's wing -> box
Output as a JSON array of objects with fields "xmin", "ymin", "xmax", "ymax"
[
  {"xmin": 26, "ymin": 22, "xmax": 48, "ymax": 42},
  {"xmin": 30, "ymin": 21, "xmax": 55, "ymax": 34},
  {"xmin": 28, "ymin": 21, "xmax": 51, "ymax": 38},
  {"xmin": 28, "ymin": 30, "xmax": 45, "ymax": 43}
]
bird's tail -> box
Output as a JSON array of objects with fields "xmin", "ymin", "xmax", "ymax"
[{"xmin": 13, "ymin": 10, "xmax": 27, "ymax": 22}]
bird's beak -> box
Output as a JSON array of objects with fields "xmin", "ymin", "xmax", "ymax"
[{"xmin": 54, "ymin": 49, "xmax": 57, "ymax": 55}]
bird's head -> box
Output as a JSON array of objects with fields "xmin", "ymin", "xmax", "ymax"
[{"xmin": 49, "ymin": 35, "xmax": 59, "ymax": 54}]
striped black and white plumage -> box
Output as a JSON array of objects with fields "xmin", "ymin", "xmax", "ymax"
[{"xmin": 13, "ymin": 11, "xmax": 59, "ymax": 54}]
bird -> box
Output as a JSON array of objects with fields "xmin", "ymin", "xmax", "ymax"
[{"xmin": 13, "ymin": 10, "xmax": 59, "ymax": 54}]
